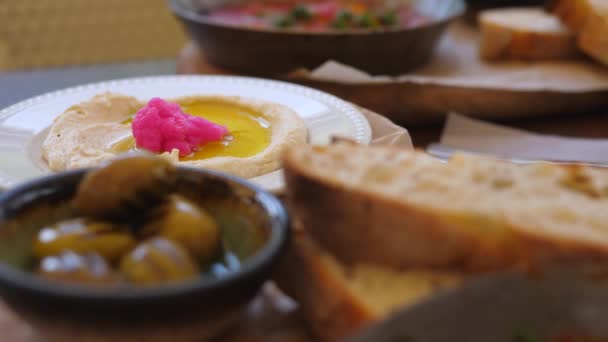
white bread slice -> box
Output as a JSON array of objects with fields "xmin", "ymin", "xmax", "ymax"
[
  {"xmin": 274, "ymin": 230, "xmax": 462, "ymax": 341},
  {"xmin": 479, "ymin": 7, "xmax": 579, "ymax": 60},
  {"xmin": 549, "ymin": 0, "xmax": 608, "ymax": 65},
  {"xmin": 283, "ymin": 144, "xmax": 608, "ymax": 271}
]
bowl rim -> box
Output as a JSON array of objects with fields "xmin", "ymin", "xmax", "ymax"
[
  {"xmin": 0, "ymin": 166, "xmax": 289, "ymax": 302},
  {"xmin": 168, "ymin": 0, "xmax": 467, "ymax": 36}
]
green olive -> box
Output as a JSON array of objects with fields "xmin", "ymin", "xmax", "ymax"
[
  {"xmin": 142, "ymin": 195, "xmax": 220, "ymax": 263},
  {"xmin": 119, "ymin": 238, "xmax": 199, "ymax": 286},
  {"xmin": 37, "ymin": 251, "xmax": 118, "ymax": 285},
  {"xmin": 32, "ymin": 218, "xmax": 136, "ymax": 263},
  {"xmin": 72, "ymin": 153, "xmax": 177, "ymax": 220}
]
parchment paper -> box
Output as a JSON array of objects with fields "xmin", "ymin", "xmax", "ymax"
[
  {"xmin": 435, "ymin": 113, "xmax": 608, "ymax": 164},
  {"xmin": 252, "ymin": 108, "xmax": 412, "ymax": 192},
  {"xmin": 286, "ymin": 21, "xmax": 608, "ymax": 123},
  {"xmin": 308, "ymin": 22, "xmax": 608, "ymax": 91}
]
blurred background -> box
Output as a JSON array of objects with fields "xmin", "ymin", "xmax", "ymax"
[
  {"xmin": 0, "ymin": 0, "xmax": 543, "ymax": 108},
  {"xmin": 0, "ymin": 0, "xmax": 187, "ymax": 107}
]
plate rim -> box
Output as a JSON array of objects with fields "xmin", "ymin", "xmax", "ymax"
[
  {"xmin": 0, "ymin": 74, "xmax": 372, "ymax": 144},
  {"xmin": 0, "ymin": 75, "xmax": 372, "ymax": 190}
]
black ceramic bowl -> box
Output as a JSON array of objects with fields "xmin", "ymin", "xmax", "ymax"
[
  {"xmin": 465, "ymin": 0, "xmax": 546, "ymax": 7},
  {"xmin": 169, "ymin": 0, "xmax": 466, "ymax": 75},
  {"xmin": 463, "ymin": 0, "xmax": 548, "ymax": 26},
  {"xmin": 0, "ymin": 167, "xmax": 289, "ymax": 342}
]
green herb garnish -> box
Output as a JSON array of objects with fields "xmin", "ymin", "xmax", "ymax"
[
  {"xmin": 331, "ymin": 10, "xmax": 353, "ymax": 29},
  {"xmin": 273, "ymin": 16, "xmax": 294, "ymax": 28},
  {"xmin": 357, "ymin": 11, "xmax": 375, "ymax": 28},
  {"xmin": 336, "ymin": 9, "xmax": 353, "ymax": 22},
  {"xmin": 331, "ymin": 19, "xmax": 347, "ymax": 29},
  {"xmin": 379, "ymin": 10, "xmax": 398, "ymax": 26},
  {"xmin": 513, "ymin": 326, "xmax": 540, "ymax": 342},
  {"xmin": 290, "ymin": 5, "xmax": 311, "ymax": 21}
]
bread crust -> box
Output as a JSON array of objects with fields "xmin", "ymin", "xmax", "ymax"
[
  {"xmin": 550, "ymin": 0, "xmax": 608, "ymax": 65},
  {"xmin": 479, "ymin": 7, "xmax": 579, "ymax": 60},
  {"xmin": 274, "ymin": 230, "xmax": 377, "ymax": 341},
  {"xmin": 274, "ymin": 230, "xmax": 462, "ymax": 341},
  {"xmin": 283, "ymin": 145, "xmax": 608, "ymax": 272},
  {"xmin": 284, "ymin": 166, "xmax": 476, "ymax": 269}
]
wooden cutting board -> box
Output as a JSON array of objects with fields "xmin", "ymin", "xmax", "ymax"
[{"xmin": 178, "ymin": 21, "xmax": 608, "ymax": 124}]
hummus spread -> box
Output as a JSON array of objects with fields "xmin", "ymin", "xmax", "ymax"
[{"xmin": 42, "ymin": 93, "xmax": 308, "ymax": 179}]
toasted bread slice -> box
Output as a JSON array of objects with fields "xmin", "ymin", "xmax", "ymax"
[
  {"xmin": 479, "ymin": 7, "xmax": 578, "ymax": 60},
  {"xmin": 283, "ymin": 144, "xmax": 608, "ymax": 271},
  {"xmin": 549, "ymin": 0, "xmax": 608, "ymax": 65},
  {"xmin": 274, "ymin": 230, "xmax": 462, "ymax": 341}
]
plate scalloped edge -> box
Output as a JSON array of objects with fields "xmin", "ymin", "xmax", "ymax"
[
  {"xmin": 0, "ymin": 75, "xmax": 373, "ymax": 192},
  {"xmin": 0, "ymin": 75, "xmax": 372, "ymax": 144}
]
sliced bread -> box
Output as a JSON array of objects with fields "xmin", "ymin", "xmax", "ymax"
[
  {"xmin": 549, "ymin": 0, "xmax": 608, "ymax": 65},
  {"xmin": 283, "ymin": 144, "xmax": 608, "ymax": 271},
  {"xmin": 273, "ymin": 229, "xmax": 462, "ymax": 341},
  {"xmin": 479, "ymin": 7, "xmax": 579, "ymax": 60}
]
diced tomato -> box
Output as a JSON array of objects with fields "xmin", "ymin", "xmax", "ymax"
[
  {"xmin": 242, "ymin": 3, "xmax": 263, "ymax": 15},
  {"xmin": 348, "ymin": 3, "xmax": 367, "ymax": 15},
  {"xmin": 206, "ymin": 1, "xmax": 434, "ymax": 31},
  {"xmin": 310, "ymin": 1, "xmax": 339, "ymax": 21}
]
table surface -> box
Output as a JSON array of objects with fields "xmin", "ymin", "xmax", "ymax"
[
  {"xmin": 0, "ymin": 60, "xmax": 176, "ymax": 110},
  {"xmin": 0, "ymin": 46, "xmax": 606, "ymax": 341},
  {"xmin": 410, "ymin": 112, "xmax": 608, "ymax": 147},
  {"xmin": 177, "ymin": 43, "xmax": 608, "ymax": 148},
  {"xmin": 3, "ymin": 53, "xmax": 606, "ymax": 148}
]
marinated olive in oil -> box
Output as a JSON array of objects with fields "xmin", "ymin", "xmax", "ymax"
[
  {"xmin": 32, "ymin": 218, "xmax": 136, "ymax": 263},
  {"xmin": 143, "ymin": 195, "xmax": 220, "ymax": 263},
  {"xmin": 37, "ymin": 251, "xmax": 118, "ymax": 285},
  {"xmin": 71, "ymin": 153, "xmax": 177, "ymax": 219},
  {"xmin": 119, "ymin": 238, "xmax": 199, "ymax": 286},
  {"xmin": 26, "ymin": 155, "xmax": 250, "ymax": 288}
]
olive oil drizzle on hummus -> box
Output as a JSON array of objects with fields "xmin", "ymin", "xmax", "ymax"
[{"xmin": 112, "ymin": 100, "xmax": 271, "ymax": 160}]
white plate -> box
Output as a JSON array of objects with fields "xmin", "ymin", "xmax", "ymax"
[{"xmin": 0, "ymin": 75, "xmax": 371, "ymax": 192}]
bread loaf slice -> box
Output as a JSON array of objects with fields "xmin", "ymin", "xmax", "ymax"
[
  {"xmin": 283, "ymin": 144, "xmax": 608, "ymax": 271},
  {"xmin": 274, "ymin": 230, "xmax": 462, "ymax": 341},
  {"xmin": 549, "ymin": 0, "xmax": 608, "ymax": 65},
  {"xmin": 479, "ymin": 7, "xmax": 579, "ymax": 60}
]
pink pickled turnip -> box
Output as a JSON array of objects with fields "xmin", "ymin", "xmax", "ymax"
[{"xmin": 132, "ymin": 98, "xmax": 229, "ymax": 157}]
